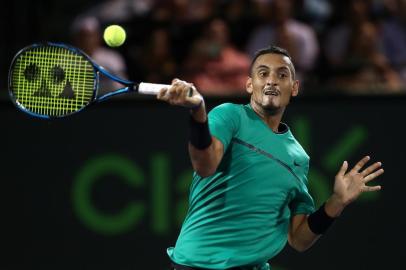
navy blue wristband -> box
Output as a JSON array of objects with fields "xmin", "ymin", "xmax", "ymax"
[
  {"xmin": 307, "ymin": 203, "xmax": 336, "ymax": 235},
  {"xmin": 189, "ymin": 116, "xmax": 212, "ymax": 150}
]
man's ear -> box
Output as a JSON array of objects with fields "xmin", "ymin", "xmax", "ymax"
[
  {"xmin": 291, "ymin": 80, "xmax": 300, "ymax": 97},
  {"xmin": 246, "ymin": 77, "xmax": 253, "ymax": 94}
]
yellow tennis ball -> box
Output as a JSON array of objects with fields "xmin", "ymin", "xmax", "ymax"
[{"xmin": 103, "ymin": 25, "xmax": 126, "ymax": 47}]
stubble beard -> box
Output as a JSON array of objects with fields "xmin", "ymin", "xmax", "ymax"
[
  {"xmin": 253, "ymin": 98, "xmax": 281, "ymax": 116},
  {"xmin": 263, "ymin": 105, "xmax": 280, "ymax": 116}
]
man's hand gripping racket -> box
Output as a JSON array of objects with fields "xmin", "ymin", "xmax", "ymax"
[{"xmin": 157, "ymin": 79, "xmax": 204, "ymax": 110}]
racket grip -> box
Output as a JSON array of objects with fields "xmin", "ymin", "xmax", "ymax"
[{"xmin": 138, "ymin": 82, "xmax": 171, "ymax": 95}]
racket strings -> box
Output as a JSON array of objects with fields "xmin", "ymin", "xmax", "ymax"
[{"xmin": 10, "ymin": 45, "xmax": 95, "ymax": 116}]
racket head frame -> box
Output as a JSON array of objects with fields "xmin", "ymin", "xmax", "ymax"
[{"xmin": 8, "ymin": 42, "xmax": 137, "ymax": 119}]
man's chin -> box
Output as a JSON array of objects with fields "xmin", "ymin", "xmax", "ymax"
[
  {"xmin": 263, "ymin": 105, "xmax": 280, "ymax": 115},
  {"xmin": 252, "ymin": 99, "xmax": 283, "ymax": 116},
  {"xmin": 258, "ymin": 101, "xmax": 280, "ymax": 115}
]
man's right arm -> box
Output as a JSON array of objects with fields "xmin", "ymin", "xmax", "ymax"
[
  {"xmin": 157, "ymin": 79, "xmax": 224, "ymax": 177},
  {"xmin": 189, "ymin": 104, "xmax": 224, "ymax": 177}
]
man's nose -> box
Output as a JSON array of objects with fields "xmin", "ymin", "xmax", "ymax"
[{"xmin": 266, "ymin": 73, "xmax": 278, "ymax": 85}]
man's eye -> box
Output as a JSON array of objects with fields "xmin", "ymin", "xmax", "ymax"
[
  {"xmin": 279, "ymin": 73, "xmax": 288, "ymax": 78},
  {"xmin": 259, "ymin": 72, "xmax": 267, "ymax": 77}
]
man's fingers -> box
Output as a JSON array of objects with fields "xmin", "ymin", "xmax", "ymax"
[
  {"xmin": 180, "ymin": 84, "xmax": 190, "ymax": 97},
  {"xmin": 351, "ymin": 156, "xmax": 370, "ymax": 173},
  {"xmin": 188, "ymin": 87, "xmax": 193, "ymax": 97},
  {"xmin": 168, "ymin": 86, "xmax": 177, "ymax": 97},
  {"xmin": 157, "ymin": 88, "xmax": 168, "ymax": 100},
  {"xmin": 169, "ymin": 81, "xmax": 191, "ymax": 98},
  {"xmin": 360, "ymin": 161, "xmax": 382, "ymax": 177},
  {"xmin": 158, "ymin": 78, "xmax": 202, "ymax": 109},
  {"xmin": 337, "ymin": 160, "xmax": 348, "ymax": 177},
  {"xmin": 174, "ymin": 87, "xmax": 182, "ymax": 97},
  {"xmin": 363, "ymin": 185, "xmax": 382, "ymax": 192},
  {"xmin": 363, "ymin": 168, "xmax": 384, "ymax": 183}
]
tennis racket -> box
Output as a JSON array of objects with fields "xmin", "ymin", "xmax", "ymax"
[{"xmin": 8, "ymin": 42, "xmax": 174, "ymax": 119}]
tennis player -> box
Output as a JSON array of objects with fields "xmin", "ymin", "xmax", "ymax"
[{"xmin": 157, "ymin": 45, "xmax": 384, "ymax": 270}]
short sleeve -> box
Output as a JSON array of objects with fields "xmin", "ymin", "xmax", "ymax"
[
  {"xmin": 289, "ymin": 162, "xmax": 315, "ymax": 215},
  {"xmin": 208, "ymin": 103, "xmax": 241, "ymax": 152}
]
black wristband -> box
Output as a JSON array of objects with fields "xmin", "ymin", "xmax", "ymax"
[
  {"xmin": 189, "ymin": 116, "xmax": 212, "ymax": 149},
  {"xmin": 307, "ymin": 203, "xmax": 336, "ymax": 235}
]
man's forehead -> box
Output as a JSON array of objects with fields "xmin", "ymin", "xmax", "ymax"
[{"xmin": 253, "ymin": 53, "xmax": 292, "ymax": 69}]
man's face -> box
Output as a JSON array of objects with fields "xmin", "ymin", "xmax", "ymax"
[{"xmin": 246, "ymin": 53, "xmax": 299, "ymax": 114}]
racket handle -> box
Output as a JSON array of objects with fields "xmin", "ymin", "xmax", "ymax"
[{"xmin": 138, "ymin": 82, "xmax": 171, "ymax": 95}]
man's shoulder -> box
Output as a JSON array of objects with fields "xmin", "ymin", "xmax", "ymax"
[
  {"xmin": 210, "ymin": 103, "xmax": 245, "ymax": 114},
  {"xmin": 208, "ymin": 103, "xmax": 247, "ymax": 130},
  {"xmin": 289, "ymin": 133, "xmax": 310, "ymax": 160}
]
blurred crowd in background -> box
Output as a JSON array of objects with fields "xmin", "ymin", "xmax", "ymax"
[{"xmin": 49, "ymin": 0, "xmax": 406, "ymax": 96}]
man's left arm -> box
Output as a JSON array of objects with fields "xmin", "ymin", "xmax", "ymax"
[{"xmin": 288, "ymin": 156, "xmax": 384, "ymax": 252}]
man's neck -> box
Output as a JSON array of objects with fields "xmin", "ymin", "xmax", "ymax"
[{"xmin": 250, "ymin": 101, "xmax": 285, "ymax": 133}]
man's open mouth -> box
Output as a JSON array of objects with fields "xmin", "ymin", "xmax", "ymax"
[{"xmin": 264, "ymin": 89, "xmax": 280, "ymax": 96}]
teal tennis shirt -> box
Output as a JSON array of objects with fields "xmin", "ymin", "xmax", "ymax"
[{"xmin": 168, "ymin": 103, "xmax": 315, "ymax": 269}]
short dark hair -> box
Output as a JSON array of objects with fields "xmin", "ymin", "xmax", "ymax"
[{"xmin": 249, "ymin": 45, "xmax": 296, "ymax": 79}]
